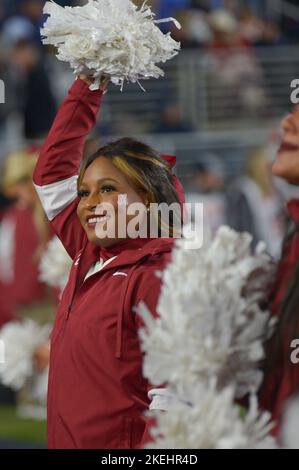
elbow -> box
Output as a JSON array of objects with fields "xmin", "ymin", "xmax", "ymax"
[{"xmin": 32, "ymin": 145, "xmax": 47, "ymax": 186}]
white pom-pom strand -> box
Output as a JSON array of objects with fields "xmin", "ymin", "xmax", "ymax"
[
  {"xmin": 0, "ymin": 320, "xmax": 51, "ymax": 391},
  {"xmin": 41, "ymin": 0, "xmax": 181, "ymax": 91},
  {"xmin": 39, "ymin": 236, "xmax": 72, "ymax": 292}
]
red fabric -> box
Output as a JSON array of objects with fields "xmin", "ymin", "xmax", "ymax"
[
  {"xmin": 12, "ymin": 207, "xmax": 46, "ymax": 305},
  {"xmin": 260, "ymin": 199, "xmax": 299, "ymax": 437},
  {"xmin": 270, "ymin": 200, "xmax": 299, "ymax": 317},
  {"xmin": 48, "ymin": 236, "xmax": 174, "ymax": 449},
  {"xmin": 209, "ymin": 36, "xmax": 251, "ymax": 52},
  {"xmin": 0, "ymin": 284, "xmax": 17, "ymax": 329},
  {"xmin": 0, "ymin": 206, "xmax": 46, "ymax": 329},
  {"xmin": 161, "ymin": 154, "xmax": 186, "ymax": 210},
  {"xmin": 34, "ymin": 79, "xmax": 184, "ymax": 449}
]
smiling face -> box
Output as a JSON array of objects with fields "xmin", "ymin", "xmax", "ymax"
[
  {"xmin": 272, "ymin": 105, "xmax": 299, "ymax": 184},
  {"xmin": 77, "ymin": 157, "xmax": 147, "ymax": 247}
]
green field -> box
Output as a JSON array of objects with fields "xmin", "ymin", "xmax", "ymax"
[
  {"xmin": 0, "ymin": 406, "xmax": 47, "ymax": 446},
  {"xmin": 0, "ymin": 301, "xmax": 54, "ymax": 447}
]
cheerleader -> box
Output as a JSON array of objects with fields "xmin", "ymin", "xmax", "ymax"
[
  {"xmin": 33, "ymin": 75, "xmax": 185, "ymax": 449},
  {"xmin": 260, "ymin": 105, "xmax": 299, "ymax": 441}
]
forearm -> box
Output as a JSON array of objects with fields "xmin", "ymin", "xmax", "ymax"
[{"xmin": 33, "ymin": 78, "xmax": 103, "ymax": 220}]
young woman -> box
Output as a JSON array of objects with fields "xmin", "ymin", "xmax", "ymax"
[
  {"xmin": 0, "ymin": 147, "xmax": 49, "ymax": 326},
  {"xmin": 33, "ymin": 75, "xmax": 185, "ymax": 449},
  {"xmin": 226, "ymin": 147, "xmax": 285, "ymax": 259},
  {"xmin": 260, "ymin": 105, "xmax": 299, "ymax": 440}
]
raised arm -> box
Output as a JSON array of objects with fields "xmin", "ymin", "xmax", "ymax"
[{"xmin": 33, "ymin": 76, "xmax": 106, "ymax": 259}]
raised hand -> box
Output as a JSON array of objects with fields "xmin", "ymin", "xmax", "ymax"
[{"xmin": 78, "ymin": 74, "xmax": 110, "ymax": 92}]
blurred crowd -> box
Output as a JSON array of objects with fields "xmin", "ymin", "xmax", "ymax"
[
  {"xmin": 0, "ymin": 0, "xmax": 298, "ymax": 151},
  {"xmin": 186, "ymin": 144, "xmax": 299, "ymax": 260},
  {"xmin": 2, "ymin": 1, "xmax": 298, "ymax": 48}
]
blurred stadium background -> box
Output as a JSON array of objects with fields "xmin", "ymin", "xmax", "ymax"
[{"xmin": 0, "ymin": 0, "xmax": 299, "ymax": 448}]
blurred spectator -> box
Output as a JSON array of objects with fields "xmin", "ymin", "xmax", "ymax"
[
  {"xmin": 171, "ymin": 6, "xmax": 212, "ymax": 48},
  {"xmin": 207, "ymin": 9, "xmax": 267, "ymax": 116},
  {"xmin": 154, "ymin": 103, "xmax": 193, "ymax": 133},
  {"xmin": 7, "ymin": 1, "xmax": 46, "ymax": 47},
  {"xmin": 209, "ymin": 8, "xmax": 249, "ymax": 50},
  {"xmin": 226, "ymin": 147, "xmax": 286, "ymax": 259},
  {"xmin": 239, "ymin": 7, "xmax": 286, "ymax": 48},
  {"xmin": 0, "ymin": 19, "xmax": 57, "ymax": 140},
  {"xmin": 0, "ymin": 148, "xmax": 50, "ymax": 322},
  {"xmin": 257, "ymin": 19, "xmax": 286, "ymax": 47},
  {"xmin": 1, "ymin": 16, "xmax": 37, "ymax": 47},
  {"xmin": 10, "ymin": 39, "xmax": 57, "ymax": 139},
  {"xmin": 239, "ymin": 6, "xmax": 265, "ymax": 45},
  {"xmin": 186, "ymin": 155, "xmax": 226, "ymax": 236},
  {"xmin": 185, "ymin": 7, "xmax": 212, "ymax": 46}
]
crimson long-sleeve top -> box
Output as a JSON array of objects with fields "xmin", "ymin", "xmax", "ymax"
[{"xmin": 260, "ymin": 199, "xmax": 299, "ymax": 438}]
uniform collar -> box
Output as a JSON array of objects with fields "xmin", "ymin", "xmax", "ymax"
[
  {"xmin": 99, "ymin": 236, "xmax": 175, "ymax": 267},
  {"xmin": 99, "ymin": 237, "xmax": 152, "ymax": 261},
  {"xmin": 81, "ymin": 236, "xmax": 175, "ymax": 281}
]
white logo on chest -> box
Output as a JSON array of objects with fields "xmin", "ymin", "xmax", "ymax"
[{"xmin": 74, "ymin": 255, "xmax": 82, "ymax": 266}]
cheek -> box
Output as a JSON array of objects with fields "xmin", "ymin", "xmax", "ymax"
[
  {"xmin": 77, "ymin": 201, "xmax": 83, "ymax": 218},
  {"xmin": 99, "ymin": 195, "xmax": 122, "ymax": 219},
  {"xmin": 114, "ymin": 191, "xmax": 144, "ymax": 214},
  {"xmin": 125, "ymin": 189, "xmax": 144, "ymax": 206}
]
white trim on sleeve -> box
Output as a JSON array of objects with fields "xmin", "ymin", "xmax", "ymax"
[{"xmin": 34, "ymin": 175, "xmax": 78, "ymax": 221}]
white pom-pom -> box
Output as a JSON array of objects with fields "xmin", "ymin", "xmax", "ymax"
[
  {"xmin": 39, "ymin": 236, "xmax": 72, "ymax": 291},
  {"xmin": 139, "ymin": 226, "xmax": 276, "ymax": 448},
  {"xmin": 140, "ymin": 226, "xmax": 274, "ymax": 399},
  {"xmin": 41, "ymin": 0, "xmax": 181, "ymax": 90},
  {"xmin": 0, "ymin": 320, "xmax": 51, "ymax": 391}
]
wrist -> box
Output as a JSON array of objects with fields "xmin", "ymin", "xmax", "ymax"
[
  {"xmin": 77, "ymin": 74, "xmax": 110, "ymax": 93},
  {"xmin": 70, "ymin": 78, "xmax": 104, "ymax": 106},
  {"xmin": 78, "ymin": 74, "xmax": 94, "ymax": 87}
]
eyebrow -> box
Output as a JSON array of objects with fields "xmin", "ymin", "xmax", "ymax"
[{"xmin": 79, "ymin": 177, "xmax": 119, "ymax": 187}]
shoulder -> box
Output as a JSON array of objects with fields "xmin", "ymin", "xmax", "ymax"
[
  {"xmin": 127, "ymin": 240, "xmax": 175, "ymax": 316},
  {"xmin": 134, "ymin": 239, "xmax": 174, "ymax": 279}
]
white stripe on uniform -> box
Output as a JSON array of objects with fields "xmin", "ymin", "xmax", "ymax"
[{"xmin": 34, "ymin": 175, "xmax": 78, "ymax": 221}]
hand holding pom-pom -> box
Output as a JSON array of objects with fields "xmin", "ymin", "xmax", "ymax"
[{"xmin": 78, "ymin": 74, "xmax": 110, "ymax": 93}]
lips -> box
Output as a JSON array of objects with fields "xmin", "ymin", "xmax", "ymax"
[
  {"xmin": 86, "ymin": 213, "xmax": 111, "ymax": 228},
  {"xmin": 278, "ymin": 142, "xmax": 299, "ymax": 153}
]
